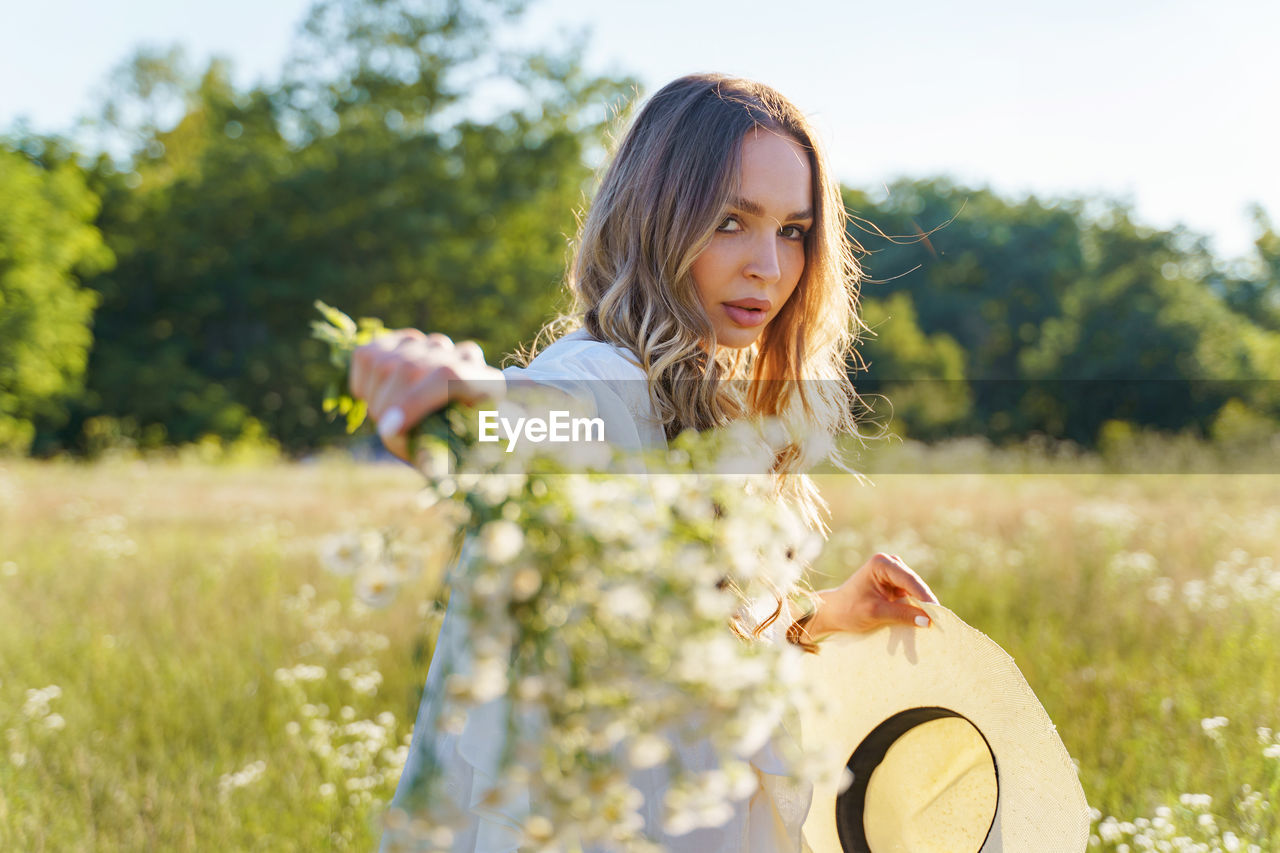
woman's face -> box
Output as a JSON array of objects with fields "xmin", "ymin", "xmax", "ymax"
[{"xmin": 691, "ymin": 128, "xmax": 813, "ymax": 350}]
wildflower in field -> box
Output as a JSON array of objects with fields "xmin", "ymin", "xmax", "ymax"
[
  {"xmin": 1108, "ymin": 550, "xmax": 1158, "ymax": 579},
  {"xmin": 1183, "ymin": 579, "xmax": 1208, "ymax": 610},
  {"xmin": 337, "ymin": 661, "xmax": 384, "ymax": 696},
  {"xmin": 217, "ymin": 760, "xmax": 267, "ymax": 798},
  {"xmin": 1178, "ymin": 793, "xmax": 1212, "ymax": 810},
  {"xmin": 319, "ymin": 531, "xmax": 382, "ymax": 576},
  {"xmin": 1073, "ymin": 500, "xmax": 1140, "ymax": 537},
  {"xmin": 1258, "ymin": 727, "xmax": 1280, "ymax": 759},
  {"xmin": 1201, "ymin": 716, "xmax": 1229, "ymax": 741},
  {"xmin": 79, "ymin": 514, "xmax": 138, "ymax": 559},
  {"xmin": 22, "ymin": 685, "xmax": 61, "ymax": 719},
  {"xmin": 274, "ymin": 664, "xmax": 327, "ymax": 686},
  {"xmin": 1147, "ymin": 577, "xmax": 1174, "ymax": 605},
  {"xmin": 354, "ymin": 561, "xmax": 401, "ymax": 609}
]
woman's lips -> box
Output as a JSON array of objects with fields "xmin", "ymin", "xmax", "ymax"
[{"xmin": 723, "ymin": 302, "xmax": 770, "ymax": 327}]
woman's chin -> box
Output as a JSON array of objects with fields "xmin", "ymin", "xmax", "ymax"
[
  {"xmin": 714, "ymin": 326, "xmax": 766, "ymax": 350},
  {"xmin": 717, "ymin": 337, "xmax": 760, "ymax": 351}
]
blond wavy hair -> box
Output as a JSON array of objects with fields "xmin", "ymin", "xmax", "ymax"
[{"xmin": 517, "ymin": 74, "xmax": 869, "ymax": 545}]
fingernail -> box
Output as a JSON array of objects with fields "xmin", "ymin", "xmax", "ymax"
[
  {"xmin": 378, "ymin": 407, "xmax": 405, "ymax": 440},
  {"xmin": 914, "ymin": 615, "xmax": 930, "ymax": 628}
]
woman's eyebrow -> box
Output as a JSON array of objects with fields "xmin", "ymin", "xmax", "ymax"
[{"xmin": 730, "ymin": 196, "xmax": 813, "ymax": 222}]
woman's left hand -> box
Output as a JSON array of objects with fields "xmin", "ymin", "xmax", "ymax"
[{"xmin": 805, "ymin": 552, "xmax": 939, "ymax": 640}]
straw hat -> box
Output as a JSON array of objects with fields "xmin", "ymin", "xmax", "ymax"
[{"xmin": 797, "ymin": 602, "xmax": 1090, "ymax": 852}]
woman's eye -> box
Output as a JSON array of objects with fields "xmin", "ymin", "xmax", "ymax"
[
  {"xmin": 781, "ymin": 225, "xmax": 807, "ymax": 240},
  {"xmin": 717, "ymin": 216, "xmax": 741, "ymax": 233}
]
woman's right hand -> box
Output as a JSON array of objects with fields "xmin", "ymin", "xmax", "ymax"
[{"xmin": 349, "ymin": 329, "xmax": 505, "ymax": 461}]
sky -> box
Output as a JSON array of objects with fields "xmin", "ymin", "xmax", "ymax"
[{"xmin": 4, "ymin": 0, "xmax": 1277, "ymax": 260}]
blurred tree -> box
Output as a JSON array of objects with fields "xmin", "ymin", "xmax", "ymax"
[
  {"xmin": 855, "ymin": 292, "xmax": 971, "ymax": 440},
  {"xmin": 845, "ymin": 178, "xmax": 1085, "ymax": 441},
  {"xmin": 0, "ymin": 148, "xmax": 112, "ymax": 453},
  {"xmin": 1218, "ymin": 204, "xmax": 1280, "ymax": 331},
  {"xmin": 12, "ymin": 0, "xmax": 1275, "ymax": 454},
  {"xmin": 846, "ymin": 178, "xmax": 1086, "ymax": 380},
  {"xmin": 1019, "ymin": 204, "xmax": 1280, "ymax": 442},
  {"xmin": 41, "ymin": 0, "xmax": 633, "ymax": 452},
  {"xmin": 846, "ymin": 181, "xmax": 1280, "ymax": 446}
]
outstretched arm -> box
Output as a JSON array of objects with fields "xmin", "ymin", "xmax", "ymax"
[
  {"xmin": 795, "ymin": 552, "xmax": 938, "ymax": 643},
  {"xmin": 350, "ymin": 330, "xmax": 506, "ymax": 461}
]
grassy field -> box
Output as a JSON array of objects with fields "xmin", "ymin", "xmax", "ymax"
[{"xmin": 1, "ymin": 454, "xmax": 1277, "ymax": 851}]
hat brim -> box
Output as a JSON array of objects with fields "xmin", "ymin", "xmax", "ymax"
[{"xmin": 797, "ymin": 602, "xmax": 1090, "ymax": 852}]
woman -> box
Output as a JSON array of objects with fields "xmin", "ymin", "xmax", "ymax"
[{"xmin": 353, "ymin": 74, "xmax": 937, "ymax": 851}]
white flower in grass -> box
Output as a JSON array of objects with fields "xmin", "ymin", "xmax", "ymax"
[
  {"xmin": 1200, "ymin": 716, "xmax": 1229, "ymax": 741},
  {"xmin": 1146, "ymin": 578, "xmax": 1174, "ymax": 605},
  {"xmin": 23, "ymin": 685, "xmax": 61, "ymax": 719},
  {"xmin": 319, "ymin": 531, "xmax": 380, "ymax": 576},
  {"xmin": 218, "ymin": 760, "xmax": 267, "ymax": 798},
  {"xmin": 1178, "ymin": 793, "xmax": 1212, "ymax": 810},
  {"xmin": 383, "ymin": 541, "xmax": 421, "ymax": 580},
  {"xmin": 274, "ymin": 664, "xmax": 326, "ymax": 685},
  {"xmin": 1201, "ymin": 716, "xmax": 1228, "ymax": 730},
  {"xmin": 355, "ymin": 561, "xmax": 401, "ymax": 608},
  {"xmin": 1108, "ymin": 550, "xmax": 1159, "ymax": 579},
  {"xmin": 1182, "ymin": 579, "xmax": 1207, "ymax": 610}
]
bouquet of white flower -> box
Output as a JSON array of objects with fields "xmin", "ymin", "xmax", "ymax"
[{"xmin": 312, "ymin": 303, "xmax": 832, "ymax": 852}]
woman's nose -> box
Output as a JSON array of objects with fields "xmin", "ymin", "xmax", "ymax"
[{"xmin": 744, "ymin": 233, "xmax": 781, "ymax": 283}]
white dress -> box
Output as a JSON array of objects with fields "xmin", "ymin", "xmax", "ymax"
[{"xmin": 382, "ymin": 330, "xmax": 813, "ymax": 852}]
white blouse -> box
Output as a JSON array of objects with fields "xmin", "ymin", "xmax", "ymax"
[{"xmin": 382, "ymin": 330, "xmax": 813, "ymax": 852}]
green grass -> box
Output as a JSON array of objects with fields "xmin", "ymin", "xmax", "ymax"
[{"xmin": 2, "ymin": 454, "xmax": 1278, "ymax": 850}]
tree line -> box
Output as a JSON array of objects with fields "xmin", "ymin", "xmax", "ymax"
[{"xmin": 2, "ymin": 0, "xmax": 1277, "ymax": 457}]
